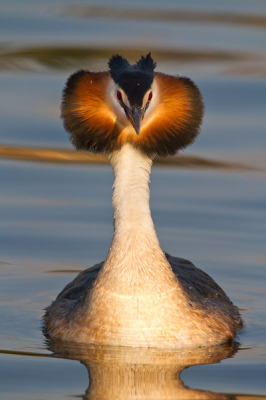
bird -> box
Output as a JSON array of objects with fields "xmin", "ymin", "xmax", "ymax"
[{"xmin": 44, "ymin": 53, "xmax": 243, "ymax": 348}]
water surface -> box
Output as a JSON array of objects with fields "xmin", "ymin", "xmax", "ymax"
[{"xmin": 0, "ymin": 0, "xmax": 266, "ymax": 398}]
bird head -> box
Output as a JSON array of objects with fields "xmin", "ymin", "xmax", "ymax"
[
  {"xmin": 108, "ymin": 53, "xmax": 156, "ymax": 136},
  {"xmin": 61, "ymin": 53, "xmax": 204, "ymax": 157}
]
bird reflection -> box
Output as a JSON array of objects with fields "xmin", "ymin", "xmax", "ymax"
[{"xmin": 47, "ymin": 338, "xmax": 239, "ymax": 400}]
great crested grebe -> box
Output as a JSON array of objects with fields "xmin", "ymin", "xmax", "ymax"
[{"xmin": 44, "ymin": 53, "xmax": 242, "ymax": 348}]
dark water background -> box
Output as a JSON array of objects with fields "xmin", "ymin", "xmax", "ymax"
[{"xmin": 0, "ymin": 0, "xmax": 266, "ymax": 399}]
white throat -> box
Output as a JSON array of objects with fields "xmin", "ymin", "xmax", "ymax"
[
  {"xmin": 96, "ymin": 143, "xmax": 175, "ymax": 293},
  {"xmin": 109, "ymin": 143, "xmax": 158, "ymax": 243}
]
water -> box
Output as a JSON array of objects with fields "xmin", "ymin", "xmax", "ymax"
[{"xmin": 0, "ymin": 0, "xmax": 266, "ymax": 398}]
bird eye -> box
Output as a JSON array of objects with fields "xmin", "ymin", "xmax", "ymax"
[
  {"xmin": 117, "ymin": 90, "xmax": 122, "ymax": 101},
  {"xmin": 148, "ymin": 91, "xmax": 153, "ymax": 102}
]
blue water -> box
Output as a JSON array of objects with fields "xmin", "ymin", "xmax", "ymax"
[{"xmin": 0, "ymin": 0, "xmax": 266, "ymax": 398}]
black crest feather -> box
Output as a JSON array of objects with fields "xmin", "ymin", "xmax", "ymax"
[
  {"xmin": 108, "ymin": 53, "xmax": 156, "ymax": 107},
  {"xmin": 134, "ymin": 53, "xmax": 157, "ymax": 73},
  {"xmin": 108, "ymin": 55, "xmax": 131, "ymax": 83}
]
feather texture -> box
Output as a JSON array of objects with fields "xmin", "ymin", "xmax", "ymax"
[
  {"xmin": 44, "ymin": 55, "xmax": 242, "ymax": 348},
  {"xmin": 61, "ymin": 70, "xmax": 203, "ymax": 157}
]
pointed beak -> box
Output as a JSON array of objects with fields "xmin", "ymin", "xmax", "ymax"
[{"xmin": 124, "ymin": 106, "xmax": 144, "ymax": 136}]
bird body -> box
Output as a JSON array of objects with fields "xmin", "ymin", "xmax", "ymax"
[{"xmin": 44, "ymin": 54, "xmax": 242, "ymax": 347}]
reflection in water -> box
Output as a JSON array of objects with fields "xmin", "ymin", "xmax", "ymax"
[
  {"xmin": 0, "ymin": 144, "xmax": 259, "ymax": 171},
  {"xmin": 63, "ymin": 5, "xmax": 266, "ymax": 29},
  {"xmin": 1, "ymin": 4, "xmax": 265, "ymax": 76},
  {"xmin": 48, "ymin": 339, "xmax": 238, "ymax": 399},
  {"xmin": 0, "ymin": 0, "xmax": 265, "ymax": 398},
  {"xmin": 1, "ymin": 46, "xmax": 263, "ymax": 75}
]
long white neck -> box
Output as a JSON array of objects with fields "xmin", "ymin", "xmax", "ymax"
[
  {"xmin": 97, "ymin": 143, "xmax": 176, "ymax": 293},
  {"xmin": 110, "ymin": 143, "xmax": 158, "ymax": 243}
]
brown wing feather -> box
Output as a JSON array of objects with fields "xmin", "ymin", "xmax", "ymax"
[
  {"xmin": 44, "ymin": 253, "xmax": 243, "ymax": 337},
  {"xmin": 46, "ymin": 253, "xmax": 234, "ymax": 308}
]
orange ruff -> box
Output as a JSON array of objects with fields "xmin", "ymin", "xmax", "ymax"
[{"xmin": 61, "ymin": 71, "xmax": 204, "ymax": 157}]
